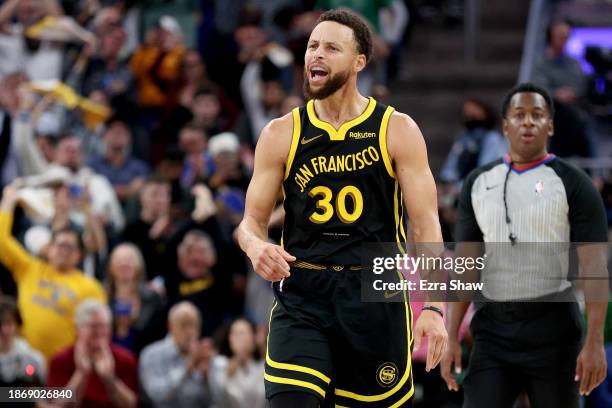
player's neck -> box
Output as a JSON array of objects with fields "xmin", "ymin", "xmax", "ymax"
[{"xmin": 314, "ymin": 86, "xmax": 369, "ymax": 128}]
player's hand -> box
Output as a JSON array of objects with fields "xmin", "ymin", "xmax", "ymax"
[
  {"xmin": 440, "ymin": 336, "xmax": 462, "ymax": 391},
  {"xmin": 247, "ymin": 241, "xmax": 295, "ymax": 282},
  {"xmin": 575, "ymin": 340, "xmax": 607, "ymax": 396},
  {"xmin": 413, "ymin": 309, "xmax": 447, "ymax": 372}
]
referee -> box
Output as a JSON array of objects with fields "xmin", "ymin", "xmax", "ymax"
[{"xmin": 441, "ymin": 83, "xmax": 609, "ymax": 408}]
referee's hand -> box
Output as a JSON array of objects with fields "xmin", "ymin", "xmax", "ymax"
[
  {"xmin": 413, "ymin": 310, "xmax": 448, "ymax": 373},
  {"xmin": 440, "ymin": 337, "xmax": 462, "ymax": 391},
  {"xmin": 575, "ymin": 341, "xmax": 607, "ymax": 396},
  {"xmin": 247, "ymin": 241, "xmax": 296, "ymax": 282}
]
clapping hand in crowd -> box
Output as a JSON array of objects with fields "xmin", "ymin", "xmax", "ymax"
[
  {"xmin": 192, "ymin": 183, "xmax": 217, "ymax": 222},
  {"xmin": 187, "ymin": 337, "xmax": 215, "ymax": 378}
]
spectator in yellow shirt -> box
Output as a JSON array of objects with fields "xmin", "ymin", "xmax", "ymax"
[{"xmin": 0, "ymin": 184, "xmax": 106, "ymax": 361}]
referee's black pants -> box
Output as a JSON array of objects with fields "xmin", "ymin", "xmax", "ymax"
[{"xmin": 463, "ymin": 300, "xmax": 582, "ymax": 408}]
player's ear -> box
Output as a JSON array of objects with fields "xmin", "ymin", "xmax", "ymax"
[{"xmin": 354, "ymin": 54, "xmax": 366, "ymax": 73}]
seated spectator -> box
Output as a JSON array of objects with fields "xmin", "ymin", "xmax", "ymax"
[
  {"xmin": 0, "ymin": 296, "xmax": 46, "ymax": 387},
  {"xmin": 0, "ymin": 184, "xmax": 106, "ymax": 361},
  {"xmin": 164, "ymin": 230, "xmax": 227, "ymax": 336},
  {"xmin": 47, "ymin": 299, "xmax": 137, "ymax": 408},
  {"xmin": 122, "ymin": 175, "xmax": 175, "ymax": 281},
  {"xmin": 139, "ymin": 301, "xmax": 214, "ymax": 407},
  {"xmin": 209, "ymin": 318, "xmax": 265, "ymax": 408},
  {"xmin": 106, "ymin": 243, "xmax": 166, "ymax": 355},
  {"xmin": 19, "ymin": 134, "xmax": 125, "ymax": 233},
  {"xmin": 87, "ymin": 117, "xmax": 150, "ymax": 203},
  {"xmin": 178, "ymin": 123, "xmax": 213, "ymax": 188},
  {"xmin": 439, "ymin": 98, "xmax": 506, "ymax": 189}
]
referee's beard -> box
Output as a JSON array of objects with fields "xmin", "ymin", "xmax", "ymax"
[{"xmin": 303, "ymin": 67, "xmax": 351, "ymax": 100}]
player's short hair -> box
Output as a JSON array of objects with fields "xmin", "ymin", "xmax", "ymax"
[
  {"xmin": 317, "ymin": 9, "xmax": 373, "ymax": 63},
  {"xmin": 501, "ymin": 82, "xmax": 555, "ymax": 118}
]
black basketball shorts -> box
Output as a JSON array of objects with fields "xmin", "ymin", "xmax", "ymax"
[{"xmin": 264, "ymin": 263, "xmax": 414, "ymax": 407}]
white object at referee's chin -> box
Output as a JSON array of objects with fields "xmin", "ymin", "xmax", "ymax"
[{"xmin": 24, "ymin": 225, "xmax": 52, "ymax": 256}]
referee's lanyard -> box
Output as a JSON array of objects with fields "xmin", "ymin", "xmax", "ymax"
[{"xmin": 502, "ymin": 162, "xmax": 518, "ymax": 245}]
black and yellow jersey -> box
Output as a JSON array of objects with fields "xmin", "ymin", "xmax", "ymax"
[{"xmin": 281, "ymin": 97, "xmax": 406, "ymax": 265}]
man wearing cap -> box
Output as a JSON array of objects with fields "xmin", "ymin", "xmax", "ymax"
[{"xmin": 207, "ymin": 132, "xmax": 249, "ymax": 193}]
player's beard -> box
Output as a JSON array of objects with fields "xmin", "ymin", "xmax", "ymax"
[{"xmin": 303, "ymin": 67, "xmax": 351, "ymax": 100}]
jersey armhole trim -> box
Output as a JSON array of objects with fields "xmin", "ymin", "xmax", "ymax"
[
  {"xmin": 379, "ymin": 106, "xmax": 396, "ymax": 178},
  {"xmin": 284, "ymin": 107, "xmax": 301, "ymax": 180}
]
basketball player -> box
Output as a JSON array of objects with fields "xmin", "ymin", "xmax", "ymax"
[{"xmin": 237, "ymin": 9, "xmax": 447, "ymax": 407}]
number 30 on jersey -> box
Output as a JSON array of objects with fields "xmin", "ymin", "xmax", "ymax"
[{"xmin": 308, "ymin": 185, "xmax": 363, "ymax": 224}]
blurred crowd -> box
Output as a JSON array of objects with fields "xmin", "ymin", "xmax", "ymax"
[
  {"xmin": 0, "ymin": 0, "xmax": 610, "ymax": 407},
  {"xmin": 0, "ymin": 0, "xmax": 411, "ymax": 407}
]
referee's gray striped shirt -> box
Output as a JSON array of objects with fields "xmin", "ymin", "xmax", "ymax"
[{"xmin": 456, "ymin": 154, "xmax": 607, "ymax": 301}]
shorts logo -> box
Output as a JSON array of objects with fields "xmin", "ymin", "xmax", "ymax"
[
  {"xmin": 332, "ymin": 265, "xmax": 344, "ymax": 271},
  {"xmin": 376, "ymin": 362, "xmax": 398, "ymax": 387}
]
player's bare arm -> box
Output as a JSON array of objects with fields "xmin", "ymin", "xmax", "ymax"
[
  {"xmin": 387, "ymin": 111, "xmax": 448, "ymax": 372},
  {"xmin": 237, "ymin": 114, "xmax": 296, "ymax": 282}
]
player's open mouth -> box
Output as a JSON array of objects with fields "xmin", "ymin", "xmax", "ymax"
[{"xmin": 309, "ymin": 66, "xmax": 329, "ymax": 85}]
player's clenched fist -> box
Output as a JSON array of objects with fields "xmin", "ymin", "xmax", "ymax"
[{"xmin": 247, "ymin": 241, "xmax": 295, "ymax": 282}]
